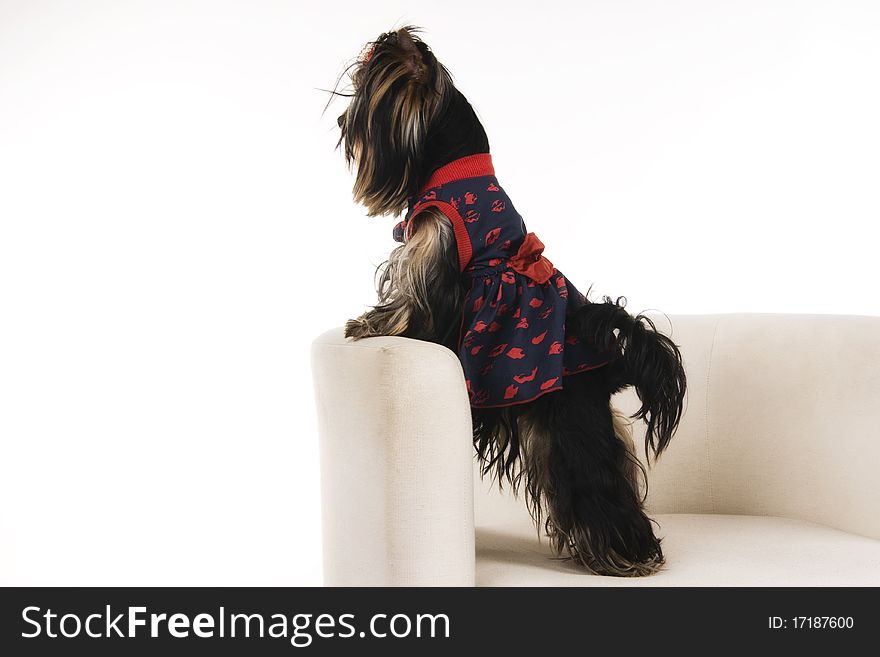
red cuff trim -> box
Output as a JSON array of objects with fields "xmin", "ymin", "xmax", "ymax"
[
  {"xmin": 409, "ymin": 199, "xmax": 472, "ymax": 272},
  {"xmin": 417, "ymin": 153, "xmax": 494, "ymax": 197}
]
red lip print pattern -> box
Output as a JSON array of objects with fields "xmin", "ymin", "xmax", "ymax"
[
  {"xmin": 513, "ymin": 367, "xmax": 538, "ymax": 383},
  {"xmin": 489, "ymin": 343, "xmax": 508, "ymax": 357},
  {"xmin": 397, "ymin": 161, "xmax": 614, "ymax": 408}
]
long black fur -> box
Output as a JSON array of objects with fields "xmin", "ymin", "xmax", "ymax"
[
  {"xmin": 569, "ymin": 296, "xmax": 687, "ymax": 464},
  {"xmin": 471, "ymin": 299, "xmax": 686, "ymax": 575}
]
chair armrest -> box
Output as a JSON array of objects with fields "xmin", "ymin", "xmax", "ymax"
[{"xmin": 311, "ymin": 329, "xmax": 475, "ymax": 586}]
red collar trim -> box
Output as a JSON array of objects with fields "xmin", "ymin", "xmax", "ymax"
[{"xmin": 416, "ymin": 153, "xmax": 494, "ymax": 196}]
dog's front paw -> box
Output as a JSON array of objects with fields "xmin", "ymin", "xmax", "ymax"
[
  {"xmin": 344, "ymin": 306, "xmax": 410, "ymax": 340},
  {"xmin": 344, "ymin": 316, "xmax": 372, "ymax": 340}
]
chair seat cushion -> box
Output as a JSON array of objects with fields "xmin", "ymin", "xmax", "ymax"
[{"xmin": 476, "ymin": 513, "xmax": 880, "ymax": 586}]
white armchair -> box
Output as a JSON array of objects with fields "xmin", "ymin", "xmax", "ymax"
[{"xmin": 312, "ymin": 314, "xmax": 880, "ymax": 586}]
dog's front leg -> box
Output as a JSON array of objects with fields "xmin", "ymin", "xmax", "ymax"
[{"xmin": 345, "ymin": 207, "xmax": 464, "ymax": 350}]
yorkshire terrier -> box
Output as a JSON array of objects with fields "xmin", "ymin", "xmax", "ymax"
[{"xmin": 329, "ymin": 26, "xmax": 687, "ymax": 576}]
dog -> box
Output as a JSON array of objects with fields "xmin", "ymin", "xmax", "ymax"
[{"xmin": 329, "ymin": 26, "xmax": 687, "ymax": 576}]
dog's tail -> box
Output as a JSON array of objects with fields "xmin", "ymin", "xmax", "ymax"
[{"xmin": 570, "ymin": 295, "xmax": 687, "ymax": 463}]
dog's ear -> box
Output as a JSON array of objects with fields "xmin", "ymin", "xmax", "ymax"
[
  {"xmin": 395, "ymin": 27, "xmax": 428, "ymax": 84},
  {"xmin": 338, "ymin": 25, "xmax": 450, "ymax": 217}
]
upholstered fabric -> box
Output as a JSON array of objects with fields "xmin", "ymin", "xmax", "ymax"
[
  {"xmin": 312, "ymin": 314, "xmax": 880, "ymax": 586},
  {"xmin": 473, "ymin": 458, "xmax": 880, "ymax": 586},
  {"xmin": 606, "ymin": 313, "xmax": 880, "ymax": 541},
  {"xmin": 311, "ymin": 330, "xmax": 475, "ymax": 586},
  {"xmin": 476, "ymin": 512, "xmax": 880, "ymax": 587}
]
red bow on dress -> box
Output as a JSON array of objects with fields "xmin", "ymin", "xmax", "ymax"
[{"xmin": 506, "ymin": 232, "xmax": 555, "ymax": 285}]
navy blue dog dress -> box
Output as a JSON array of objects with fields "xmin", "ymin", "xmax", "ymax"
[{"xmin": 393, "ymin": 153, "xmax": 615, "ymax": 408}]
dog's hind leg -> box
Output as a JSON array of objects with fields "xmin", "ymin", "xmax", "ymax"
[{"xmin": 518, "ymin": 370, "xmax": 665, "ymax": 577}]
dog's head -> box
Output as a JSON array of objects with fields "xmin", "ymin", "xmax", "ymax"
[{"xmin": 334, "ymin": 26, "xmax": 489, "ymax": 217}]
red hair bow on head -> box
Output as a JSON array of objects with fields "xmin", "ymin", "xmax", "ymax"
[
  {"xmin": 358, "ymin": 43, "xmax": 375, "ymax": 64},
  {"xmin": 507, "ymin": 233, "xmax": 555, "ymax": 285}
]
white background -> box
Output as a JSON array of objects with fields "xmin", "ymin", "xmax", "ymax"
[{"xmin": 0, "ymin": 0, "xmax": 877, "ymax": 585}]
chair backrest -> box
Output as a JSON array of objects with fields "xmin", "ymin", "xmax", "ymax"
[{"xmin": 479, "ymin": 313, "xmax": 880, "ymax": 541}]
